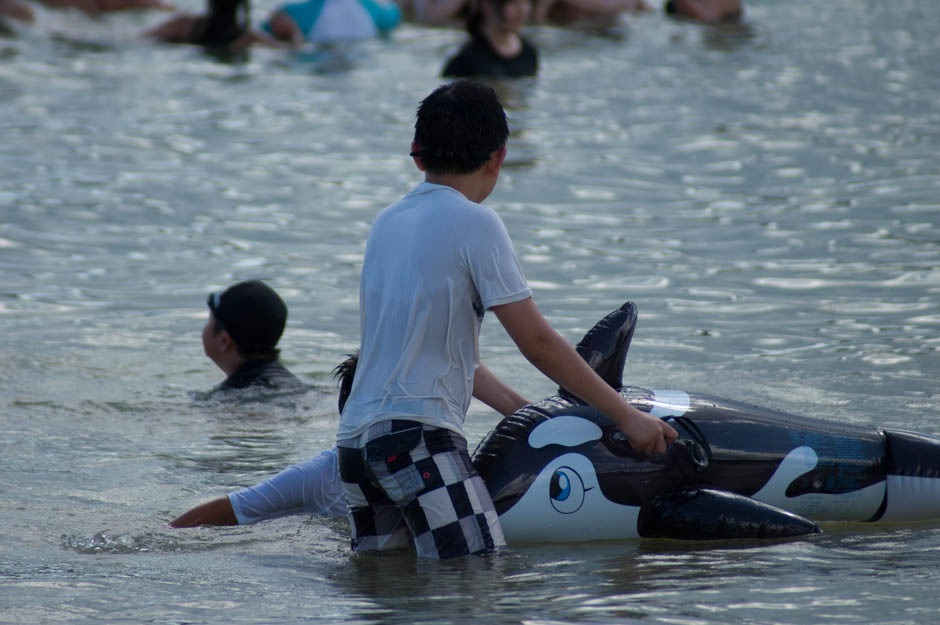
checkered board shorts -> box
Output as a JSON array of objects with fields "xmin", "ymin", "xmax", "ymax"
[{"xmin": 337, "ymin": 420, "xmax": 506, "ymax": 559}]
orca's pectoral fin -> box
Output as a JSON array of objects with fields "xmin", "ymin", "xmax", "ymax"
[
  {"xmin": 637, "ymin": 487, "xmax": 822, "ymax": 540},
  {"xmin": 560, "ymin": 301, "xmax": 638, "ymax": 400}
]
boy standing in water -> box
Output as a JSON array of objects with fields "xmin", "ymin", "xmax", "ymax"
[{"xmin": 337, "ymin": 80, "xmax": 677, "ymax": 559}]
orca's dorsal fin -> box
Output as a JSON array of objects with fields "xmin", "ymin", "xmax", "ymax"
[{"xmin": 559, "ymin": 301, "xmax": 637, "ymax": 400}]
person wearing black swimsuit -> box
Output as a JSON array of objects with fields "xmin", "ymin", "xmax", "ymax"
[
  {"xmin": 442, "ymin": 0, "xmax": 537, "ymax": 78},
  {"xmin": 145, "ymin": 0, "xmax": 276, "ymax": 50}
]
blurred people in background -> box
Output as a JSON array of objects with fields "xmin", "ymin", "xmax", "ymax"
[
  {"xmin": 664, "ymin": 0, "xmax": 740, "ymax": 22},
  {"xmin": 42, "ymin": 0, "xmax": 173, "ymax": 11},
  {"xmin": 2, "ymin": 0, "xmax": 171, "ymax": 23},
  {"xmin": 144, "ymin": 0, "xmax": 276, "ymax": 51},
  {"xmin": 1, "ymin": 0, "xmax": 34, "ymax": 21},
  {"xmin": 262, "ymin": 0, "xmax": 400, "ymax": 47},
  {"xmin": 442, "ymin": 0, "xmax": 536, "ymax": 78},
  {"xmin": 398, "ymin": 0, "xmax": 470, "ymax": 25},
  {"xmin": 532, "ymin": 0, "xmax": 646, "ymax": 27}
]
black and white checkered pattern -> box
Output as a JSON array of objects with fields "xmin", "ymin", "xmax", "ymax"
[{"xmin": 338, "ymin": 420, "xmax": 505, "ymax": 559}]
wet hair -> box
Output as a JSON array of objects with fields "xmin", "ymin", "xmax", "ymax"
[
  {"xmin": 332, "ymin": 350, "xmax": 359, "ymax": 413},
  {"xmin": 411, "ymin": 80, "xmax": 509, "ymax": 175},
  {"xmin": 194, "ymin": 0, "xmax": 250, "ymax": 46}
]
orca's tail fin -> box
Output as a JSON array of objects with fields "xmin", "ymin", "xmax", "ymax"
[
  {"xmin": 560, "ymin": 301, "xmax": 638, "ymax": 401},
  {"xmin": 332, "ymin": 350, "xmax": 359, "ymax": 413}
]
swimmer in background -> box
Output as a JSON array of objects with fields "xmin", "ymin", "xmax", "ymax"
[
  {"xmin": 664, "ymin": 0, "xmax": 740, "ymax": 22},
  {"xmin": 2, "ymin": 0, "xmax": 171, "ymax": 23},
  {"xmin": 200, "ymin": 280, "xmax": 307, "ymax": 397},
  {"xmin": 532, "ymin": 0, "xmax": 647, "ymax": 28},
  {"xmin": 144, "ymin": 0, "xmax": 277, "ymax": 51},
  {"xmin": 40, "ymin": 0, "xmax": 174, "ymax": 12},
  {"xmin": 441, "ymin": 0, "xmax": 537, "ymax": 78},
  {"xmin": 262, "ymin": 0, "xmax": 400, "ymax": 48},
  {"xmin": 397, "ymin": 0, "xmax": 469, "ymax": 25},
  {"xmin": 1, "ymin": 0, "xmax": 34, "ymax": 21}
]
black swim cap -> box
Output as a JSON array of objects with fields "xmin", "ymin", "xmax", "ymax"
[{"xmin": 207, "ymin": 280, "xmax": 287, "ymax": 352}]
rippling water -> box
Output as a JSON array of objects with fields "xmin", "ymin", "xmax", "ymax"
[{"xmin": 1, "ymin": 0, "xmax": 939, "ymax": 623}]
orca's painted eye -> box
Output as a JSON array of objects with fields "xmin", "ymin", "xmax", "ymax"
[{"xmin": 549, "ymin": 466, "xmax": 585, "ymax": 514}]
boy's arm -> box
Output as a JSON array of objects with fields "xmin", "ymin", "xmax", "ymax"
[
  {"xmin": 491, "ymin": 297, "xmax": 678, "ymax": 455},
  {"xmin": 473, "ymin": 364, "xmax": 529, "ymax": 417},
  {"xmin": 533, "ymin": 0, "xmax": 645, "ymax": 22},
  {"xmin": 170, "ymin": 496, "xmax": 237, "ymax": 527}
]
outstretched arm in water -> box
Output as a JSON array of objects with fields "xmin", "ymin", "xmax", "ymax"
[
  {"xmin": 170, "ymin": 496, "xmax": 236, "ymax": 527},
  {"xmin": 170, "ymin": 449, "xmax": 345, "ymax": 527}
]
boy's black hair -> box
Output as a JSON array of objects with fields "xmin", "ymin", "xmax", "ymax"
[{"xmin": 411, "ymin": 80, "xmax": 510, "ymax": 175}]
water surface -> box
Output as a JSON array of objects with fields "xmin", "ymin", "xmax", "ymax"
[{"xmin": 1, "ymin": 0, "xmax": 939, "ymax": 623}]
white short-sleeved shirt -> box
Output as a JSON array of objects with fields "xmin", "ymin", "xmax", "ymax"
[{"xmin": 337, "ymin": 182, "xmax": 532, "ymax": 440}]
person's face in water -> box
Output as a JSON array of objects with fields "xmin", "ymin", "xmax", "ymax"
[
  {"xmin": 202, "ymin": 311, "xmax": 226, "ymax": 367},
  {"xmin": 491, "ymin": 0, "xmax": 530, "ymax": 32}
]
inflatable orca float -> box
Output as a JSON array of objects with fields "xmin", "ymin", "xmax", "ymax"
[{"xmin": 471, "ymin": 302, "xmax": 940, "ymax": 543}]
